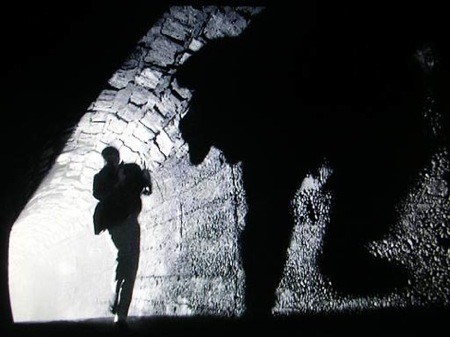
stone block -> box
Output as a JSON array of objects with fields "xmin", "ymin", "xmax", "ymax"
[
  {"xmin": 203, "ymin": 9, "xmax": 248, "ymax": 40},
  {"xmin": 144, "ymin": 36, "xmax": 184, "ymax": 67},
  {"xmin": 156, "ymin": 130, "xmax": 174, "ymax": 157},
  {"xmin": 133, "ymin": 122, "xmax": 156, "ymax": 142},
  {"xmin": 89, "ymin": 111, "xmax": 109, "ymax": 123},
  {"xmin": 91, "ymin": 89, "xmax": 117, "ymax": 112},
  {"xmin": 122, "ymin": 135, "xmax": 149, "ymax": 155},
  {"xmin": 117, "ymin": 103, "xmax": 145, "ymax": 122},
  {"xmin": 108, "ymin": 68, "xmax": 137, "ymax": 89},
  {"xmin": 188, "ymin": 38, "xmax": 203, "ymax": 52},
  {"xmin": 130, "ymin": 85, "xmax": 156, "ymax": 107},
  {"xmin": 106, "ymin": 115, "xmax": 127, "ymax": 134},
  {"xmin": 118, "ymin": 145, "xmax": 140, "ymax": 164},
  {"xmin": 112, "ymin": 87, "xmax": 133, "ymax": 111},
  {"xmin": 161, "ymin": 17, "xmax": 192, "ymax": 42},
  {"xmin": 149, "ymin": 141, "xmax": 166, "ymax": 163},
  {"xmin": 135, "ymin": 68, "xmax": 163, "ymax": 90},
  {"xmin": 156, "ymin": 91, "xmax": 182, "ymax": 118},
  {"xmin": 141, "ymin": 111, "xmax": 165, "ymax": 133},
  {"xmin": 171, "ymin": 79, "xmax": 192, "ymax": 100}
]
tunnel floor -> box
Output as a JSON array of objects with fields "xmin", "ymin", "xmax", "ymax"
[{"xmin": 4, "ymin": 307, "xmax": 449, "ymax": 337}]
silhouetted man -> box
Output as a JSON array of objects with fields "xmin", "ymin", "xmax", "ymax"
[
  {"xmin": 93, "ymin": 146, "xmax": 151, "ymax": 328},
  {"xmin": 175, "ymin": 4, "xmax": 444, "ymax": 317}
]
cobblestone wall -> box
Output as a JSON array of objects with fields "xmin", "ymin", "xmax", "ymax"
[
  {"xmin": 8, "ymin": 6, "xmax": 261, "ymax": 322},
  {"xmin": 8, "ymin": 5, "xmax": 450, "ymax": 322}
]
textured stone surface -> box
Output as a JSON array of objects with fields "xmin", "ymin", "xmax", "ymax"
[
  {"xmin": 8, "ymin": 6, "xmax": 261, "ymax": 322},
  {"xmin": 273, "ymin": 82, "xmax": 450, "ymax": 314},
  {"xmin": 8, "ymin": 5, "xmax": 450, "ymax": 323},
  {"xmin": 203, "ymin": 8, "xmax": 249, "ymax": 39}
]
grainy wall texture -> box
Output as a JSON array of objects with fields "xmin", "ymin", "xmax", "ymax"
[
  {"xmin": 9, "ymin": 6, "xmax": 261, "ymax": 322},
  {"xmin": 8, "ymin": 6, "xmax": 450, "ymax": 322}
]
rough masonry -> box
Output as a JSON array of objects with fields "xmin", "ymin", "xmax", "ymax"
[{"xmin": 8, "ymin": 6, "xmax": 450, "ymax": 322}]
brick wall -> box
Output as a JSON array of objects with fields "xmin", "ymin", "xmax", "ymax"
[
  {"xmin": 8, "ymin": 6, "xmax": 261, "ymax": 322},
  {"xmin": 8, "ymin": 6, "xmax": 450, "ymax": 322}
]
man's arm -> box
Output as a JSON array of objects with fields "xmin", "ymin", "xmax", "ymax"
[
  {"xmin": 93, "ymin": 170, "xmax": 116, "ymax": 200},
  {"xmin": 92, "ymin": 173, "xmax": 105, "ymax": 200}
]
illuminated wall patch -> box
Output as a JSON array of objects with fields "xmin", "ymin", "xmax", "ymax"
[{"xmin": 8, "ymin": 6, "xmax": 262, "ymax": 322}]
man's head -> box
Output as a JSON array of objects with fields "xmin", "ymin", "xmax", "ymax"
[{"xmin": 101, "ymin": 146, "xmax": 120, "ymax": 167}]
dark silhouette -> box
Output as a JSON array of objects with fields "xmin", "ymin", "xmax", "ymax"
[
  {"xmin": 175, "ymin": 5, "xmax": 441, "ymax": 317},
  {"xmin": 93, "ymin": 146, "xmax": 151, "ymax": 328}
]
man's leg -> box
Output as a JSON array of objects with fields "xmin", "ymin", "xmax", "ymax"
[
  {"xmin": 115, "ymin": 252, "xmax": 139, "ymax": 321},
  {"xmin": 109, "ymin": 215, "xmax": 141, "ymax": 323}
]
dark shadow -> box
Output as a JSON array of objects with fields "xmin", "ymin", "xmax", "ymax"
[
  {"xmin": 6, "ymin": 305, "xmax": 450, "ymax": 337},
  {"xmin": 175, "ymin": 4, "xmax": 438, "ymax": 316},
  {"xmin": 93, "ymin": 147, "xmax": 151, "ymax": 326}
]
